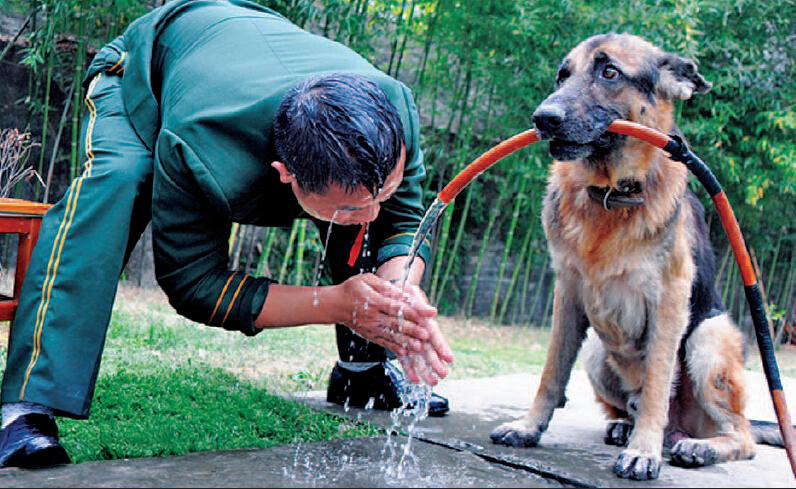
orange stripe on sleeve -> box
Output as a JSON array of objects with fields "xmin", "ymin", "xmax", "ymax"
[
  {"xmin": 221, "ymin": 275, "xmax": 249, "ymax": 327},
  {"xmin": 209, "ymin": 272, "xmax": 238, "ymax": 324}
]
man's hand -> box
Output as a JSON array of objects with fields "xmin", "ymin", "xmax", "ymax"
[
  {"xmin": 332, "ymin": 274, "xmax": 436, "ymax": 356},
  {"xmin": 398, "ymin": 284, "xmax": 454, "ymax": 386}
]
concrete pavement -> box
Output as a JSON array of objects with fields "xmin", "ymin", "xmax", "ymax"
[
  {"xmin": 1, "ymin": 369, "xmax": 794, "ymax": 487},
  {"xmin": 298, "ymin": 370, "xmax": 796, "ymax": 487}
]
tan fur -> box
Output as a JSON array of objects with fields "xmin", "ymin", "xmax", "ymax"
[{"xmin": 491, "ymin": 34, "xmax": 754, "ymax": 479}]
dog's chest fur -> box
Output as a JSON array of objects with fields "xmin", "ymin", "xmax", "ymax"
[{"xmin": 542, "ymin": 162, "xmax": 687, "ymax": 354}]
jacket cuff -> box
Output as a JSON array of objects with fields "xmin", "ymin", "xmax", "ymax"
[
  {"xmin": 223, "ymin": 275, "xmax": 273, "ymax": 336},
  {"xmin": 376, "ymin": 233, "xmax": 432, "ymax": 268}
]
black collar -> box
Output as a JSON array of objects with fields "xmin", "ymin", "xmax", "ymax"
[{"xmin": 586, "ymin": 185, "xmax": 645, "ymax": 210}]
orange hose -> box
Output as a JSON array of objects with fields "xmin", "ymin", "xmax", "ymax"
[
  {"xmin": 607, "ymin": 120, "xmax": 670, "ymax": 149},
  {"xmin": 435, "ymin": 122, "xmax": 668, "ymax": 204},
  {"xmin": 437, "ymin": 129, "xmax": 539, "ymax": 204}
]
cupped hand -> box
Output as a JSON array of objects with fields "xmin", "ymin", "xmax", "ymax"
[{"xmin": 334, "ymin": 274, "xmax": 436, "ymax": 356}]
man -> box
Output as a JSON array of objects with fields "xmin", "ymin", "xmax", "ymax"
[{"xmin": 0, "ymin": 0, "xmax": 453, "ymax": 469}]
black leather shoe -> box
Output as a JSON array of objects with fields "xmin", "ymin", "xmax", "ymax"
[
  {"xmin": 0, "ymin": 414, "xmax": 70, "ymax": 469},
  {"xmin": 326, "ymin": 362, "xmax": 450, "ymax": 417}
]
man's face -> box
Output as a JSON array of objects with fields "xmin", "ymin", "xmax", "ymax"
[{"xmin": 273, "ymin": 145, "xmax": 405, "ymax": 226}]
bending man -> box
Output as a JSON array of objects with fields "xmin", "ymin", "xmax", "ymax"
[{"xmin": 0, "ymin": 0, "xmax": 453, "ymax": 469}]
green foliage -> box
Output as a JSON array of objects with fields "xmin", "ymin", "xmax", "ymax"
[{"xmin": 7, "ymin": 0, "xmax": 795, "ymax": 322}]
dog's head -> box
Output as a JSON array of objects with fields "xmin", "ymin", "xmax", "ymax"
[{"xmin": 533, "ymin": 33, "xmax": 710, "ymax": 166}]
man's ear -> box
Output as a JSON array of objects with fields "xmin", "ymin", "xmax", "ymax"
[
  {"xmin": 657, "ymin": 53, "xmax": 712, "ymax": 100},
  {"xmin": 271, "ymin": 161, "xmax": 295, "ymax": 185}
]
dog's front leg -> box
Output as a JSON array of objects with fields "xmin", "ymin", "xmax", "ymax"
[
  {"xmin": 613, "ymin": 284, "xmax": 690, "ymax": 481},
  {"xmin": 491, "ymin": 277, "xmax": 588, "ymax": 447}
]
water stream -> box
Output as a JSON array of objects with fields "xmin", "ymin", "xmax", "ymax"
[
  {"xmin": 305, "ymin": 199, "xmax": 452, "ymax": 482},
  {"xmin": 313, "ymin": 210, "xmax": 339, "ymax": 306},
  {"xmin": 378, "ymin": 197, "xmax": 449, "ymax": 479}
]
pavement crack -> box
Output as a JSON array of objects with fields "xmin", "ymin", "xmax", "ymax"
[{"xmin": 412, "ymin": 434, "xmax": 598, "ymax": 488}]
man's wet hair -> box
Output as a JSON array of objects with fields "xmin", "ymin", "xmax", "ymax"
[{"xmin": 274, "ymin": 73, "xmax": 405, "ymax": 196}]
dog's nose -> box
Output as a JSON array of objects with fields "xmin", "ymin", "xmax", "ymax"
[{"xmin": 533, "ymin": 105, "xmax": 565, "ymax": 135}]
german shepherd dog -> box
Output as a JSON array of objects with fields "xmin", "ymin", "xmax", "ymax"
[{"xmin": 490, "ymin": 33, "xmax": 783, "ymax": 480}]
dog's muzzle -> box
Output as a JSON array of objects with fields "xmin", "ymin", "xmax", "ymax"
[{"xmin": 587, "ymin": 180, "xmax": 644, "ymax": 210}]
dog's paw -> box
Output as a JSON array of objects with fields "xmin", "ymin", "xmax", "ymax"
[
  {"xmin": 613, "ymin": 449, "xmax": 661, "ymax": 480},
  {"xmin": 604, "ymin": 420, "xmax": 633, "ymax": 446},
  {"xmin": 490, "ymin": 420, "xmax": 543, "ymax": 448},
  {"xmin": 670, "ymin": 439, "xmax": 719, "ymax": 468}
]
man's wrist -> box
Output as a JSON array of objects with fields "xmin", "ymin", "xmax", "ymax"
[{"xmin": 321, "ymin": 283, "xmax": 345, "ymax": 325}]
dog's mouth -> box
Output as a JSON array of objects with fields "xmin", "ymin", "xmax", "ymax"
[
  {"xmin": 586, "ymin": 179, "xmax": 644, "ymax": 210},
  {"xmin": 548, "ymin": 131, "xmax": 620, "ymax": 161}
]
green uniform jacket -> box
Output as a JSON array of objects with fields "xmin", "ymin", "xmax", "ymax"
[{"xmin": 94, "ymin": 0, "xmax": 431, "ymax": 336}]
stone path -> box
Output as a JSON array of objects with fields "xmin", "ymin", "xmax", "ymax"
[
  {"xmin": 1, "ymin": 370, "xmax": 794, "ymax": 487},
  {"xmin": 298, "ymin": 370, "xmax": 796, "ymax": 488}
]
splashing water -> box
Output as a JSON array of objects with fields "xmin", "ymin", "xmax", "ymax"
[
  {"xmin": 379, "ymin": 198, "xmax": 449, "ymax": 479},
  {"xmin": 395, "ymin": 198, "xmax": 449, "ymax": 386}
]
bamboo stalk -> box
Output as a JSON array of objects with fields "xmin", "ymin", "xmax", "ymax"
[
  {"xmin": 433, "ymin": 119, "xmax": 479, "ymax": 302},
  {"xmin": 542, "ymin": 277, "xmax": 555, "ymax": 328},
  {"xmin": 232, "ymin": 225, "xmax": 246, "ymax": 270},
  {"xmin": 515, "ymin": 235, "xmax": 538, "ymax": 324},
  {"xmin": 386, "ymin": 0, "xmax": 408, "ymax": 76},
  {"xmin": 35, "ymin": 20, "xmax": 56, "ymax": 201},
  {"xmin": 775, "ymin": 259, "xmax": 796, "ymax": 344},
  {"xmin": 0, "ymin": 10, "xmax": 34, "ymax": 64},
  {"xmin": 490, "ymin": 173, "xmax": 527, "ymax": 322},
  {"xmin": 464, "ymin": 186, "xmax": 507, "ymax": 316},
  {"xmin": 255, "ymin": 227, "xmax": 277, "ymax": 277},
  {"xmin": 244, "ymin": 225, "xmax": 259, "ymax": 273},
  {"xmin": 776, "ymin": 253, "xmax": 795, "ymax": 315},
  {"xmin": 764, "ymin": 230, "xmax": 784, "ymax": 300},
  {"xmin": 294, "ymin": 220, "xmax": 308, "ymax": 285},
  {"xmin": 751, "ymin": 248, "xmax": 775, "ymax": 338},
  {"xmin": 429, "ymin": 199, "xmax": 454, "ymax": 300},
  {"xmin": 279, "ymin": 221, "xmax": 300, "ymax": 283},
  {"xmin": 434, "ymin": 185, "xmax": 474, "ymax": 302},
  {"xmin": 722, "ymin": 250, "xmax": 736, "ymax": 305},
  {"xmin": 413, "ymin": 0, "xmax": 444, "ymax": 93},
  {"xmin": 228, "ymin": 222, "xmax": 240, "ymax": 255},
  {"xmin": 529, "ymin": 252, "xmax": 549, "ymax": 326},
  {"xmin": 70, "ymin": 9, "xmax": 86, "ymax": 180},
  {"xmin": 716, "ymin": 243, "xmax": 732, "ymax": 286},
  {"xmin": 498, "ymin": 207, "xmax": 537, "ymax": 324},
  {"xmin": 392, "ymin": 0, "xmax": 418, "ymax": 79},
  {"xmin": 44, "ymin": 77, "xmax": 75, "ymax": 203}
]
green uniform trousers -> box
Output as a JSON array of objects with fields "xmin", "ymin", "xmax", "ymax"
[
  {"xmin": 1, "ymin": 70, "xmax": 153, "ymax": 417},
  {"xmin": 0, "ymin": 57, "xmax": 386, "ymax": 419}
]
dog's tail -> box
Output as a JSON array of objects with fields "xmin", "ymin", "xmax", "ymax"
[{"xmin": 750, "ymin": 420, "xmax": 796, "ymax": 447}]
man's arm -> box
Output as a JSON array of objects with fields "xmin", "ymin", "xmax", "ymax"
[
  {"xmin": 153, "ymin": 130, "xmax": 437, "ymax": 354},
  {"xmin": 152, "ymin": 130, "xmax": 272, "ymax": 335}
]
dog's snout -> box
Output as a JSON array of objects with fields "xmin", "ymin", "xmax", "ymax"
[{"xmin": 533, "ymin": 105, "xmax": 565, "ymax": 135}]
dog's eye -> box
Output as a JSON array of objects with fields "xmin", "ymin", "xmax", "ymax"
[
  {"xmin": 556, "ymin": 70, "xmax": 570, "ymax": 84},
  {"xmin": 602, "ymin": 66, "xmax": 620, "ymax": 80}
]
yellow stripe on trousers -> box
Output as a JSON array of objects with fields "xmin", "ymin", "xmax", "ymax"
[{"xmin": 20, "ymin": 74, "xmax": 102, "ymax": 399}]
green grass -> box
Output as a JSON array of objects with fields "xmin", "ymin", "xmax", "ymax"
[
  {"xmin": 59, "ymin": 366, "xmax": 377, "ymax": 464},
  {"xmin": 0, "ymin": 288, "xmax": 376, "ymax": 464}
]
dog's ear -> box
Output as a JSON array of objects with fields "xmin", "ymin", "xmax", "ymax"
[{"xmin": 657, "ymin": 53, "xmax": 711, "ymax": 100}]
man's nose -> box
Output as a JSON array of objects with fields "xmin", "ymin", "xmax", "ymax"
[{"xmin": 354, "ymin": 204, "xmax": 380, "ymax": 225}]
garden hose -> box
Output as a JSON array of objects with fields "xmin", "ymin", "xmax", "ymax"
[{"xmin": 436, "ymin": 120, "xmax": 796, "ymax": 476}]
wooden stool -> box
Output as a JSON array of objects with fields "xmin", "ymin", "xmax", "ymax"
[{"xmin": 0, "ymin": 198, "xmax": 51, "ymax": 321}]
